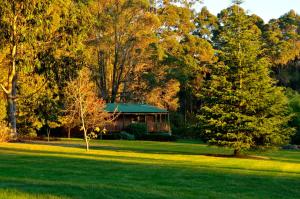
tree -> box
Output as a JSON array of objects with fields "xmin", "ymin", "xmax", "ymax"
[
  {"xmin": 286, "ymin": 89, "xmax": 300, "ymax": 144},
  {"xmin": 146, "ymin": 79, "xmax": 180, "ymax": 111},
  {"xmin": 0, "ymin": 0, "xmax": 90, "ymax": 138},
  {"xmin": 262, "ymin": 10, "xmax": 300, "ymax": 91},
  {"xmin": 87, "ymin": 0, "xmax": 160, "ymax": 102},
  {"xmin": 263, "ymin": 10, "xmax": 300, "ymax": 66},
  {"xmin": 64, "ymin": 68, "xmax": 113, "ymax": 151},
  {"xmin": 194, "ymin": 6, "xmax": 219, "ymax": 41},
  {"xmin": 154, "ymin": 2, "xmax": 215, "ymax": 123},
  {"xmin": 59, "ymin": 115, "xmax": 78, "ymax": 139},
  {"xmin": 198, "ymin": 4, "xmax": 294, "ymax": 156},
  {"xmin": 17, "ymin": 74, "xmax": 60, "ymax": 138}
]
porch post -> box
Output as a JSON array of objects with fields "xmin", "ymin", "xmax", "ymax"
[
  {"xmin": 145, "ymin": 114, "xmax": 148, "ymax": 133},
  {"xmin": 168, "ymin": 113, "xmax": 171, "ymax": 134},
  {"xmin": 155, "ymin": 114, "xmax": 158, "ymax": 132},
  {"xmin": 159, "ymin": 114, "xmax": 162, "ymax": 132},
  {"xmin": 122, "ymin": 114, "xmax": 125, "ymax": 130}
]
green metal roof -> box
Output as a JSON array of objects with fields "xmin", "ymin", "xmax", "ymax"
[{"xmin": 105, "ymin": 103, "xmax": 168, "ymax": 113}]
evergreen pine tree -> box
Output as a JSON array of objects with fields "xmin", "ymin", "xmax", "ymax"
[{"xmin": 198, "ymin": 4, "xmax": 294, "ymax": 156}]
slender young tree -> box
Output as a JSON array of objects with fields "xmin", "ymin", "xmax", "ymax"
[{"xmin": 64, "ymin": 68, "xmax": 113, "ymax": 151}]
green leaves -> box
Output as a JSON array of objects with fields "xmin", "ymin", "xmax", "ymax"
[{"xmin": 198, "ymin": 5, "xmax": 295, "ymax": 155}]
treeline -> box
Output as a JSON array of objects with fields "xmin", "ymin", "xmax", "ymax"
[{"xmin": 0, "ymin": 1, "xmax": 299, "ymax": 151}]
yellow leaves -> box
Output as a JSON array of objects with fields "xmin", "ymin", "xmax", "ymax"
[
  {"xmin": 146, "ymin": 79, "xmax": 180, "ymax": 111},
  {"xmin": 64, "ymin": 67, "xmax": 112, "ymax": 132}
]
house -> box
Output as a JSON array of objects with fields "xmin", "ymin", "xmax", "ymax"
[{"xmin": 105, "ymin": 103, "xmax": 171, "ymax": 133}]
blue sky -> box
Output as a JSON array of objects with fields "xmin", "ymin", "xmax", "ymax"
[{"xmin": 195, "ymin": 0, "xmax": 300, "ymax": 23}]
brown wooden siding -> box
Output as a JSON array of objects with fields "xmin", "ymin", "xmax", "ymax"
[{"xmin": 106, "ymin": 113, "xmax": 170, "ymax": 132}]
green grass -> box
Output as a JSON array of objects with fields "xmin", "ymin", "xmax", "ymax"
[{"xmin": 0, "ymin": 139, "xmax": 299, "ymax": 199}]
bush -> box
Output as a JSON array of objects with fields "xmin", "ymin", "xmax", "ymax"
[
  {"xmin": 126, "ymin": 123, "xmax": 147, "ymax": 138},
  {"xmin": 101, "ymin": 132, "xmax": 121, "ymax": 140},
  {"xmin": 120, "ymin": 131, "xmax": 135, "ymax": 140},
  {"xmin": 0, "ymin": 122, "xmax": 11, "ymax": 142},
  {"xmin": 137, "ymin": 132, "xmax": 176, "ymax": 142},
  {"xmin": 18, "ymin": 128, "xmax": 38, "ymax": 140},
  {"xmin": 287, "ymin": 89, "xmax": 300, "ymax": 144},
  {"xmin": 172, "ymin": 126, "xmax": 202, "ymax": 139}
]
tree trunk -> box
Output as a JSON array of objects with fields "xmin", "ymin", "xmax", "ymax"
[
  {"xmin": 68, "ymin": 128, "xmax": 71, "ymax": 139},
  {"xmin": 84, "ymin": 128, "xmax": 89, "ymax": 151},
  {"xmin": 98, "ymin": 50, "xmax": 108, "ymax": 101},
  {"xmin": 47, "ymin": 128, "xmax": 50, "ymax": 142},
  {"xmin": 234, "ymin": 149, "xmax": 241, "ymax": 157},
  {"xmin": 79, "ymin": 89, "xmax": 89, "ymax": 151},
  {"xmin": 7, "ymin": 47, "xmax": 17, "ymax": 138},
  {"xmin": 8, "ymin": 93, "xmax": 17, "ymax": 138}
]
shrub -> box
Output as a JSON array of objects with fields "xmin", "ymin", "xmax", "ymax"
[
  {"xmin": 287, "ymin": 89, "xmax": 300, "ymax": 144},
  {"xmin": 120, "ymin": 131, "xmax": 135, "ymax": 140},
  {"xmin": 0, "ymin": 122, "xmax": 11, "ymax": 142},
  {"xmin": 126, "ymin": 123, "xmax": 147, "ymax": 138},
  {"xmin": 101, "ymin": 132, "xmax": 121, "ymax": 140},
  {"xmin": 18, "ymin": 127, "xmax": 38, "ymax": 140},
  {"xmin": 172, "ymin": 126, "xmax": 200, "ymax": 139}
]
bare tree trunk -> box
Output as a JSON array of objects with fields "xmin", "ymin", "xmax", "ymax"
[
  {"xmin": 111, "ymin": 4, "xmax": 119, "ymax": 103},
  {"xmin": 84, "ymin": 128, "xmax": 89, "ymax": 151},
  {"xmin": 234, "ymin": 149, "xmax": 241, "ymax": 157},
  {"xmin": 98, "ymin": 50, "xmax": 108, "ymax": 101},
  {"xmin": 79, "ymin": 88, "xmax": 89, "ymax": 151},
  {"xmin": 68, "ymin": 127, "xmax": 71, "ymax": 139},
  {"xmin": 47, "ymin": 128, "xmax": 50, "ymax": 142},
  {"xmin": 4, "ymin": 14, "xmax": 18, "ymax": 138}
]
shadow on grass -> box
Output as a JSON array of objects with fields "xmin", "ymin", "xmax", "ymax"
[
  {"xmin": 1, "ymin": 146, "xmax": 300, "ymax": 176},
  {"xmin": 22, "ymin": 141, "xmax": 297, "ymax": 162},
  {"xmin": 23, "ymin": 140, "xmax": 233, "ymax": 156},
  {"xmin": 0, "ymin": 148, "xmax": 300, "ymax": 199}
]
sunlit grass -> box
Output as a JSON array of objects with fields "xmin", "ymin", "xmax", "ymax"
[{"xmin": 0, "ymin": 140, "xmax": 299, "ymax": 199}]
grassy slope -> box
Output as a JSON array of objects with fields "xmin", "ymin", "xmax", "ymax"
[{"xmin": 0, "ymin": 140, "xmax": 299, "ymax": 199}]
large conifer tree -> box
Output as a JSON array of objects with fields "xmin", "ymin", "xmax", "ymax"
[{"xmin": 198, "ymin": 4, "xmax": 294, "ymax": 156}]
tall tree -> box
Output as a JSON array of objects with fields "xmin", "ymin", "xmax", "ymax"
[
  {"xmin": 263, "ymin": 10, "xmax": 300, "ymax": 66},
  {"xmin": 198, "ymin": 4, "xmax": 294, "ymax": 156},
  {"xmin": 153, "ymin": 1, "xmax": 214, "ymax": 121},
  {"xmin": 0, "ymin": 0, "xmax": 89, "ymax": 137},
  {"xmin": 87, "ymin": 0, "xmax": 160, "ymax": 102},
  {"xmin": 262, "ymin": 10, "xmax": 300, "ymax": 90}
]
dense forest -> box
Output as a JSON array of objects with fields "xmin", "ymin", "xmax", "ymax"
[{"xmin": 0, "ymin": 0, "xmax": 299, "ymax": 152}]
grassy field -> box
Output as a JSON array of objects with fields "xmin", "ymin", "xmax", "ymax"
[{"xmin": 0, "ymin": 139, "xmax": 300, "ymax": 199}]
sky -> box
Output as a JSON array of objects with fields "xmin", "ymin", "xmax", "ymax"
[{"xmin": 195, "ymin": 0, "xmax": 300, "ymax": 23}]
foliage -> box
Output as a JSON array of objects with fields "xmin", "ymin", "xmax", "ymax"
[
  {"xmin": 0, "ymin": 0, "xmax": 298, "ymax": 147},
  {"xmin": 286, "ymin": 89, "xmax": 300, "ymax": 144},
  {"xmin": 120, "ymin": 131, "xmax": 135, "ymax": 140},
  {"xmin": 198, "ymin": 5, "xmax": 294, "ymax": 156},
  {"xmin": 17, "ymin": 74, "xmax": 61, "ymax": 137},
  {"xmin": 0, "ymin": 93, "xmax": 6, "ymax": 122},
  {"xmin": 263, "ymin": 10, "xmax": 300, "ymax": 66},
  {"xmin": 126, "ymin": 123, "xmax": 148, "ymax": 138},
  {"xmin": 87, "ymin": 0, "xmax": 160, "ymax": 102},
  {"xmin": 0, "ymin": 0, "xmax": 90, "ymax": 137},
  {"xmin": 63, "ymin": 67, "xmax": 113, "ymax": 150},
  {"xmin": 146, "ymin": 79, "xmax": 180, "ymax": 111},
  {"xmin": 0, "ymin": 121, "xmax": 11, "ymax": 142}
]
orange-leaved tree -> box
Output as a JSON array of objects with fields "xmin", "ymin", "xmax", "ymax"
[{"xmin": 63, "ymin": 67, "xmax": 114, "ymax": 151}]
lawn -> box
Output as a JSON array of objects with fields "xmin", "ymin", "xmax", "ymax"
[{"xmin": 0, "ymin": 139, "xmax": 299, "ymax": 199}]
